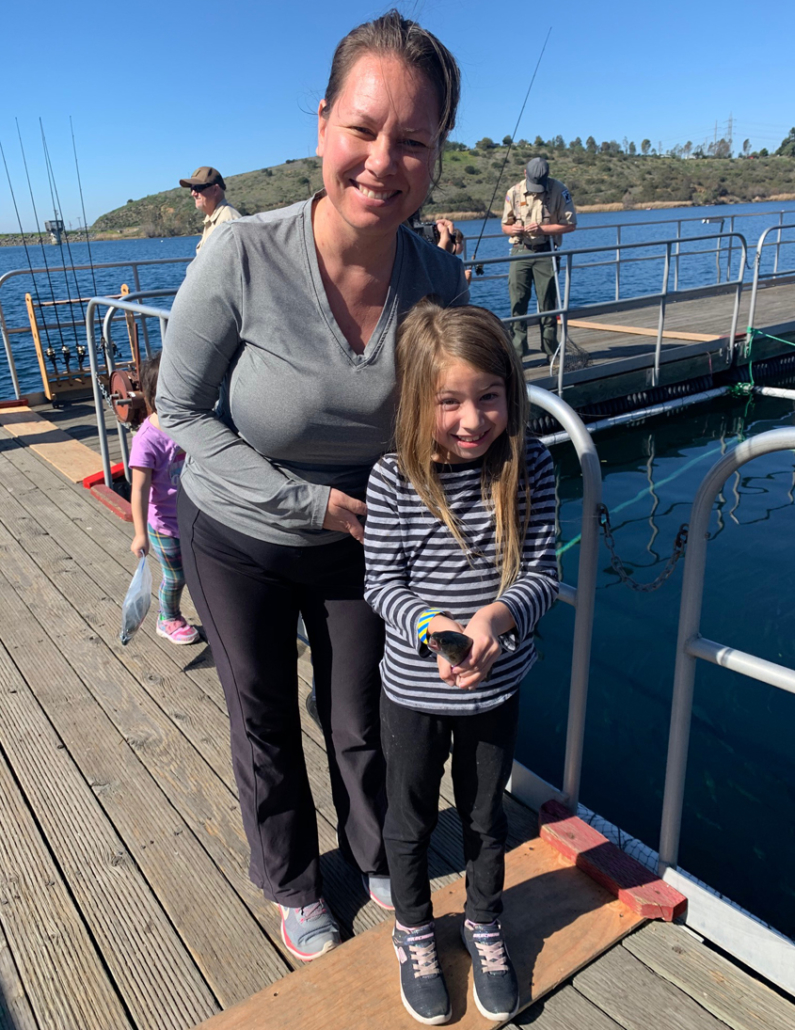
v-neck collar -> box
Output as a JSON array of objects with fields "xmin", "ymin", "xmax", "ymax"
[{"xmin": 301, "ymin": 195, "xmax": 404, "ymax": 367}]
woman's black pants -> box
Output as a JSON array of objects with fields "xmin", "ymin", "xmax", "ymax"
[
  {"xmin": 179, "ymin": 489, "xmax": 387, "ymax": 908},
  {"xmin": 381, "ymin": 690, "xmax": 520, "ymax": 928}
]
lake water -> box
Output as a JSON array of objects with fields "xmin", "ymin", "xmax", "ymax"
[{"xmin": 1, "ymin": 202, "xmax": 794, "ymax": 937}]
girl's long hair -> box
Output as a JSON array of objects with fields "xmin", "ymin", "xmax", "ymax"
[{"xmin": 395, "ymin": 298, "xmax": 531, "ymax": 593}]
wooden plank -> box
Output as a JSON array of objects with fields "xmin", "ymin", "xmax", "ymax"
[
  {"xmin": 192, "ymin": 840, "xmax": 644, "ymax": 1030},
  {"xmin": 0, "ymin": 746, "xmax": 132, "ymax": 1030},
  {"xmin": 508, "ymin": 984, "xmax": 623, "ymax": 1030},
  {"xmin": 0, "ymin": 636, "xmax": 218, "ymax": 1030},
  {"xmin": 574, "ymin": 944, "xmax": 729, "ymax": 1030},
  {"xmin": 539, "ymin": 801, "xmax": 687, "ymax": 920},
  {"xmin": 0, "ymin": 407, "xmax": 104, "ymax": 482},
  {"xmin": 567, "ymin": 319, "xmax": 717, "ymax": 342},
  {"xmin": 0, "ymin": 513, "xmax": 295, "ymax": 975},
  {"xmin": 623, "ymin": 921, "xmax": 795, "ymax": 1030},
  {"xmin": 0, "ymin": 921, "xmax": 38, "ymax": 1030},
  {"xmin": 0, "ymin": 535, "xmax": 290, "ymax": 1004}
]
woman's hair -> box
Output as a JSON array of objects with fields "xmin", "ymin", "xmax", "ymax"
[
  {"xmin": 321, "ymin": 9, "xmax": 460, "ymax": 184},
  {"xmin": 395, "ymin": 299, "xmax": 531, "ymax": 593},
  {"xmin": 139, "ymin": 351, "xmax": 162, "ymax": 414}
]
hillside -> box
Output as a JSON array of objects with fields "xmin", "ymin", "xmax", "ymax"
[{"xmin": 92, "ymin": 146, "xmax": 795, "ymax": 237}]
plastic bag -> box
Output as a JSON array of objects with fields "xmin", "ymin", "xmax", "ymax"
[{"xmin": 120, "ymin": 555, "xmax": 152, "ymax": 645}]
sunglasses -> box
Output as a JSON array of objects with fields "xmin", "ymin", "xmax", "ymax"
[{"xmin": 191, "ymin": 183, "xmax": 213, "ymax": 192}]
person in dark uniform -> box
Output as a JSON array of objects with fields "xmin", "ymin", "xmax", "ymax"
[{"xmin": 501, "ymin": 157, "xmax": 576, "ymax": 358}]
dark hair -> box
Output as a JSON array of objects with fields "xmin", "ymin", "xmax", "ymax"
[
  {"xmin": 321, "ymin": 10, "xmax": 460, "ymax": 179},
  {"xmin": 139, "ymin": 351, "xmax": 162, "ymax": 414}
]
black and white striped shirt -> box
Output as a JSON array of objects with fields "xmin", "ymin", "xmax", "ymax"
[{"xmin": 364, "ymin": 436, "xmax": 558, "ymax": 714}]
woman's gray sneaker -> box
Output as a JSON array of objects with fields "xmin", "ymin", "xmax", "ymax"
[
  {"xmin": 279, "ymin": 900, "xmax": 341, "ymax": 961},
  {"xmin": 461, "ymin": 919, "xmax": 519, "ymax": 1021},
  {"xmin": 363, "ymin": 873, "xmax": 395, "ymax": 910},
  {"xmin": 393, "ymin": 922, "xmax": 451, "ymax": 1025}
]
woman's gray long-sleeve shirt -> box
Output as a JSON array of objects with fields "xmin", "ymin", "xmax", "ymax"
[{"xmin": 156, "ymin": 197, "xmax": 469, "ymax": 546}]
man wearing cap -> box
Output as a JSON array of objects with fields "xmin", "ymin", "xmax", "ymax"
[
  {"xmin": 179, "ymin": 167, "xmax": 241, "ymax": 254},
  {"xmin": 502, "ymin": 157, "xmax": 576, "ymax": 359}
]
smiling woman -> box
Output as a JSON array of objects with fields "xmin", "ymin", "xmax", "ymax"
[{"xmin": 156, "ymin": 9, "xmax": 468, "ymax": 967}]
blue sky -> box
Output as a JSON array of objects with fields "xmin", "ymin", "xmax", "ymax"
[{"xmin": 1, "ymin": 0, "xmax": 792, "ymax": 232}]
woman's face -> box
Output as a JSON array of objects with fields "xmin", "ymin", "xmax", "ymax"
[{"xmin": 317, "ymin": 53, "xmax": 440, "ymax": 240}]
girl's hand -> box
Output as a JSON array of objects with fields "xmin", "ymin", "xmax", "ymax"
[
  {"xmin": 453, "ymin": 602, "xmax": 515, "ymax": 690},
  {"xmin": 323, "ymin": 488, "xmax": 367, "ymax": 543},
  {"xmin": 131, "ymin": 533, "xmax": 149, "ymax": 557}
]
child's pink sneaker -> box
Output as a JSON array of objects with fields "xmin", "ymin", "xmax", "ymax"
[{"xmin": 156, "ymin": 616, "xmax": 199, "ymax": 645}]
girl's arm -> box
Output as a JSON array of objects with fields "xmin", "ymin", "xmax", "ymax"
[
  {"xmin": 364, "ymin": 459, "xmax": 449, "ymax": 652},
  {"xmin": 130, "ymin": 466, "xmax": 152, "ymax": 556}
]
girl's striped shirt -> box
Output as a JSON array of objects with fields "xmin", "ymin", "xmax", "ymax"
[{"xmin": 364, "ymin": 436, "xmax": 558, "ymax": 714}]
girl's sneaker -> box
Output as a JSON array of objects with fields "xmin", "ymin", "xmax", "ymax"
[
  {"xmin": 156, "ymin": 616, "xmax": 199, "ymax": 645},
  {"xmin": 393, "ymin": 922, "xmax": 451, "ymax": 1025},
  {"xmin": 461, "ymin": 918, "xmax": 519, "ymax": 1021},
  {"xmin": 279, "ymin": 900, "xmax": 341, "ymax": 961}
]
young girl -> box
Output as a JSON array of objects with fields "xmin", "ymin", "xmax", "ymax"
[
  {"xmin": 364, "ymin": 299, "xmax": 558, "ymax": 1025},
  {"xmin": 129, "ymin": 353, "xmax": 199, "ymax": 645}
]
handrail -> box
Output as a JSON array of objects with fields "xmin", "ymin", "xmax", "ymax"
[
  {"xmin": 746, "ymin": 222, "xmax": 795, "ymax": 344},
  {"xmin": 658, "ymin": 426, "xmax": 795, "ymax": 877},
  {"xmin": 511, "ymin": 386, "xmax": 602, "ymax": 812},
  {"xmin": 0, "ymin": 256, "xmax": 191, "ymax": 400},
  {"xmin": 465, "ymin": 231, "xmax": 748, "ymax": 390}
]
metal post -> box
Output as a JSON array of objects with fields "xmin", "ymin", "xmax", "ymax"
[
  {"xmin": 527, "ymin": 386, "xmax": 603, "ymax": 812},
  {"xmin": 726, "ymin": 236, "xmax": 746, "ymax": 364},
  {"xmin": 615, "ymin": 224, "xmax": 621, "ymax": 301},
  {"xmin": 653, "ymin": 242, "xmax": 671, "ymax": 387},
  {"xmin": 102, "ymin": 304, "xmax": 132, "ymax": 482},
  {"xmin": 553, "ymin": 251, "xmax": 566, "ymax": 394},
  {"xmin": 726, "ymin": 215, "xmax": 734, "ymax": 282},
  {"xmin": 658, "ymin": 428, "xmax": 795, "ymax": 875},
  {"xmin": 774, "ymin": 211, "xmax": 783, "ymax": 275},
  {"xmin": 0, "ymin": 301, "xmax": 22, "ymax": 399},
  {"xmin": 131, "ymin": 264, "xmax": 153, "ymax": 358},
  {"xmin": 674, "ymin": 220, "xmax": 681, "ymax": 292},
  {"xmin": 85, "ymin": 299, "xmax": 113, "ymax": 487}
]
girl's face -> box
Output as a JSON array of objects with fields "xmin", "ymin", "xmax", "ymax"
[
  {"xmin": 432, "ymin": 360, "xmax": 508, "ymax": 464},
  {"xmin": 317, "ymin": 53, "xmax": 439, "ymax": 240}
]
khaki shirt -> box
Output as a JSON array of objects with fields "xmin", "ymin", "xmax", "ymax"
[
  {"xmin": 501, "ymin": 177, "xmax": 576, "ymax": 248},
  {"xmin": 197, "ymin": 198, "xmax": 241, "ymax": 253}
]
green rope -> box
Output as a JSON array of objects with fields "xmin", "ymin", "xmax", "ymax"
[{"xmin": 745, "ymin": 326, "xmax": 795, "ymax": 388}]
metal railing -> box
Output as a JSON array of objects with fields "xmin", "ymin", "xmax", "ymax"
[
  {"xmin": 746, "ymin": 223, "xmax": 795, "ymax": 343},
  {"xmin": 462, "ymin": 207, "xmax": 795, "ymax": 297},
  {"xmin": 466, "ymin": 231, "xmax": 748, "ymax": 393},
  {"xmin": 0, "ymin": 256, "xmax": 191, "ymax": 399},
  {"xmin": 656, "ymin": 427, "xmax": 795, "ymax": 992},
  {"xmin": 509, "ymin": 386, "xmax": 602, "ymax": 812},
  {"xmin": 85, "ymin": 294, "xmax": 175, "ymax": 487}
]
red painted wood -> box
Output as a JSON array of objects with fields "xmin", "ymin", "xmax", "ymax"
[
  {"xmin": 539, "ymin": 800, "xmax": 687, "ymax": 921},
  {"xmin": 0, "ymin": 397, "xmax": 30, "ymax": 408},
  {"xmin": 89, "ymin": 484, "xmax": 133, "ymax": 522},
  {"xmin": 82, "ymin": 463, "xmax": 125, "ymax": 489}
]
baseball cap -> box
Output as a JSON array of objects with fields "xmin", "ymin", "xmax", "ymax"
[
  {"xmin": 525, "ymin": 157, "xmax": 549, "ymax": 193},
  {"xmin": 179, "ymin": 167, "xmax": 226, "ymax": 190}
]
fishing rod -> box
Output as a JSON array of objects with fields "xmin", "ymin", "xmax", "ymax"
[
  {"xmin": 469, "ymin": 26, "xmax": 552, "ymax": 268},
  {"xmin": 0, "ymin": 138, "xmax": 57, "ymax": 365},
  {"xmin": 40, "ymin": 119, "xmax": 82, "ymax": 367},
  {"xmin": 70, "ymin": 116, "xmax": 99, "ymax": 298},
  {"xmin": 15, "ymin": 118, "xmax": 72, "ymax": 369}
]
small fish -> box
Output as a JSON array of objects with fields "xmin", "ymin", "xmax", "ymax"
[{"xmin": 428, "ymin": 631, "xmax": 473, "ymax": 667}]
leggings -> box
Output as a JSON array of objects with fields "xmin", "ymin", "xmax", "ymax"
[
  {"xmin": 178, "ymin": 488, "xmax": 387, "ymax": 907},
  {"xmin": 147, "ymin": 524, "xmax": 186, "ymax": 621}
]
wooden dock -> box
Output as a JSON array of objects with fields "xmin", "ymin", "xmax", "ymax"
[{"xmin": 1, "ymin": 414, "xmax": 795, "ymax": 1028}]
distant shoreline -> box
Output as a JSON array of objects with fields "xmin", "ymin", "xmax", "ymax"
[{"xmin": 3, "ymin": 193, "xmax": 795, "ymax": 246}]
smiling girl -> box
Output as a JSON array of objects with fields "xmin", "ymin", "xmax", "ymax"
[{"xmin": 364, "ymin": 299, "xmax": 558, "ymax": 1025}]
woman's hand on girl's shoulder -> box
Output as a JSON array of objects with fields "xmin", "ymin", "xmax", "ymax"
[{"xmin": 323, "ymin": 488, "xmax": 367, "ymax": 543}]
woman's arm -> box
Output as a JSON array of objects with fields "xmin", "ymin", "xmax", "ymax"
[
  {"xmin": 156, "ymin": 227, "xmax": 333, "ymax": 533},
  {"xmin": 130, "ymin": 466, "xmax": 152, "ymax": 556}
]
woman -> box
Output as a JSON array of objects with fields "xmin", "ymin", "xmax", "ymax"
[{"xmin": 157, "ymin": 10, "xmax": 467, "ymax": 962}]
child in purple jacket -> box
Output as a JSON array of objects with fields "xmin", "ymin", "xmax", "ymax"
[{"xmin": 129, "ymin": 353, "xmax": 199, "ymax": 645}]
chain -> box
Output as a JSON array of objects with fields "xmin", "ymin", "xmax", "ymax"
[{"xmin": 598, "ymin": 503, "xmax": 689, "ymax": 593}]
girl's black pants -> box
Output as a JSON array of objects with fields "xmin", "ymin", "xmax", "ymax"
[
  {"xmin": 178, "ymin": 489, "xmax": 387, "ymax": 908},
  {"xmin": 381, "ymin": 690, "xmax": 520, "ymax": 927}
]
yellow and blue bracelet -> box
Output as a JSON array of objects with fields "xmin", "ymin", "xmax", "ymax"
[{"xmin": 417, "ymin": 609, "xmax": 444, "ymax": 645}]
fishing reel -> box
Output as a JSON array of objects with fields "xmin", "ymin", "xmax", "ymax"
[
  {"xmin": 108, "ymin": 368, "xmax": 146, "ymax": 427},
  {"xmin": 409, "ymin": 215, "xmax": 440, "ymax": 245}
]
